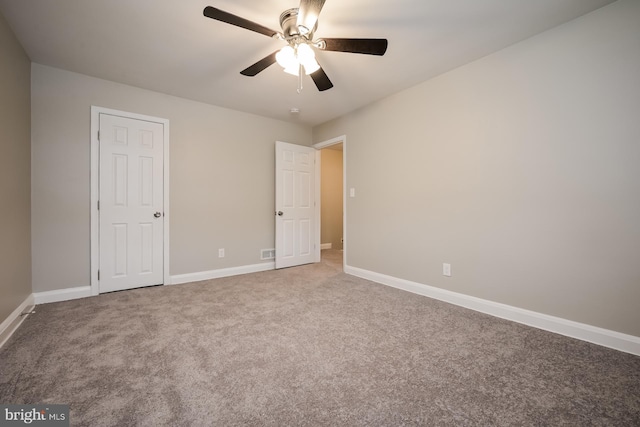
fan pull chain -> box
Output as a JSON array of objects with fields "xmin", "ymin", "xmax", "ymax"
[{"xmin": 297, "ymin": 64, "xmax": 303, "ymax": 93}]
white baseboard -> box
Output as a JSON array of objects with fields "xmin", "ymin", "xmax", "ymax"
[
  {"xmin": 33, "ymin": 286, "xmax": 92, "ymax": 305},
  {"xmin": 29, "ymin": 263, "xmax": 277, "ymax": 303},
  {"xmin": 320, "ymin": 243, "xmax": 333, "ymax": 250},
  {"xmin": 345, "ymin": 265, "xmax": 640, "ymax": 356},
  {"xmin": 170, "ymin": 262, "xmax": 275, "ymax": 285},
  {"xmin": 0, "ymin": 294, "xmax": 35, "ymax": 349}
]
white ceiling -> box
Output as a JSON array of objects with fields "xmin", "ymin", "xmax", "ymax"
[{"xmin": 0, "ymin": 0, "xmax": 616, "ymax": 127}]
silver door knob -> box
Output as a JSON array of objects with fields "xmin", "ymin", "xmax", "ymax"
[
  {"xmin": 277, "ymin": 211, "xmax": 284, "ymax": 216},
  {"xmin": 154, "ymin": 212, "xmax": 162, "ymax": 218}
]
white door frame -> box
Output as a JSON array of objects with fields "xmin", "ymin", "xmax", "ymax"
[
  {"xmin": 90, "ymin": 106, "xmax": 171, "ymax": 296},
  {"xmin": 313, "ymin": 135, "xmax": 347, "ymax": 269}
]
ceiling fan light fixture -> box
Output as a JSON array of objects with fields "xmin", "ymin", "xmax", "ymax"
[
  {"xmin": 203, "ymin": 2, "xmax": 389, "ymax": 92},
  {"xmin": 277, "ymin": 43, "xmax": 318, "ymax": 75}
]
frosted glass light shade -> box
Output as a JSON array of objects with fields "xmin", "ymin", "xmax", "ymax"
[
  {"xmin": 284, "ymin": 64, "xmax": 300, "ymax": 76},
  {"xmin": 302, "ymin": 57, "xmax": 320, "ymax": 74},
  {"xmin": 296, "ymin": 43, "xmax": 315, "ymax": 62},
  {"xmin": 276, "ymin": 46, "xmax": 296, "ymax": 69}
]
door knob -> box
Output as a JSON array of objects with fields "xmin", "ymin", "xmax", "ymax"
[
  {"xmin": 154, "ymin": 212, "xmax": 162, "ymax": 218},
  {"xmin": 277, "ymin": 211, "xmax": 284, "ymax": 216}
]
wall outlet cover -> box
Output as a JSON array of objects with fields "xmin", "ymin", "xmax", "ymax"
[{"xmin": 443, "ymin": 263, "xmax": 451, "ymax": 277}]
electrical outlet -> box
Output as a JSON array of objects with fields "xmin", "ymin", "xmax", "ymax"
[
  {"xmin": 443, "ymin": 263, "xmax": 451, "ymax": 277},
  {"xmin": 218, "ymin": 248, "xmax": 225, "ymax": 258}
]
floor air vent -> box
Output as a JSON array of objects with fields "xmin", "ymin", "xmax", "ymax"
[{"xmin": 261, "ymin": 249, "xmax": 275, "ymax": 260}]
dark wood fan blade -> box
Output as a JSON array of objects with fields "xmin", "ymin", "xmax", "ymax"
[
  {"xmin": 320, "ymin": 38, "xmax": 388, "ymax": 56},
  {"xmin": 310, "ymin": 66, "xmax": 333, "ymax": 91},
  {"xmin": 297, "ymin": 0, "xmax": 326, "ymax": 35},
  {"xmin": 203, "ymin": 6, "xmax": 278, "ymax": 38},
  {"xmin": 240, "ymin": 52, "xmax": 279, "ymax": 76}
]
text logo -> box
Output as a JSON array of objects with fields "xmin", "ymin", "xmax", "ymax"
[{"xmin": 0, "ymin": 405, "xmax": 69, "ymax": 426}]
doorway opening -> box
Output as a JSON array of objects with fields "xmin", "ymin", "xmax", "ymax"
[{"xmin": 314, "ymin": 135, "xmax": 346, "ymax": 270}]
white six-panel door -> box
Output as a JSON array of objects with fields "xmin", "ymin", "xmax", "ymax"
[
  {"xmin": 99, "ymin": 113, "xmax": 164, "ymax": 292},
  {"xmin": 275, "ymin": 141, "xmax": 317, "ymax": 269}
]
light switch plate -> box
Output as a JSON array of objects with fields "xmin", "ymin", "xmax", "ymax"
[{"xmin": 443, "ymin": 263, "xmax": 451, "ymax": 277}]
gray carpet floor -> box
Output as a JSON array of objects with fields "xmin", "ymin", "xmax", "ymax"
[{"xmin": 1, "ymin": 250, "xmax": 639, "ymax": 426}]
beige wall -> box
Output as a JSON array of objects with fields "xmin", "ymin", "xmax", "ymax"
[
  {"xmin": 320, "ymin": 147, "xmax": 343, "ymax": 249},
  {"xmin": 314, "ymin": 0, "xmax": 640, "ymax": 337},
  {"xmin": 31, "ymin": 64, "xmax": 311, "ymax": 292},
  {"xmin": 0, "ymin": 12, "xmax": 31, "ymax": 322}
]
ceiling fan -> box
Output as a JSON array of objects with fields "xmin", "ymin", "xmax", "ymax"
[{"xmin": 203, "ymin": 0, "xmax": 388, "ymax": 92}]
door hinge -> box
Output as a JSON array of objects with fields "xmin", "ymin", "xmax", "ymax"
[
  {"xmin": 97, "ymin": 130, "xmax": 100, "ymax": 141},
  {"xmin": 97, "ymin": 200, "xmax": 100, "ymax": 210},
  {"xmin": 97, "ymin": 270, "xmax": 100, "ymax": 280}
]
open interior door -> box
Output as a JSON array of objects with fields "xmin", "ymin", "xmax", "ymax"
[{"xmin": 275, "ymin": 141, "xmax": 317, "ymax": 269}]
